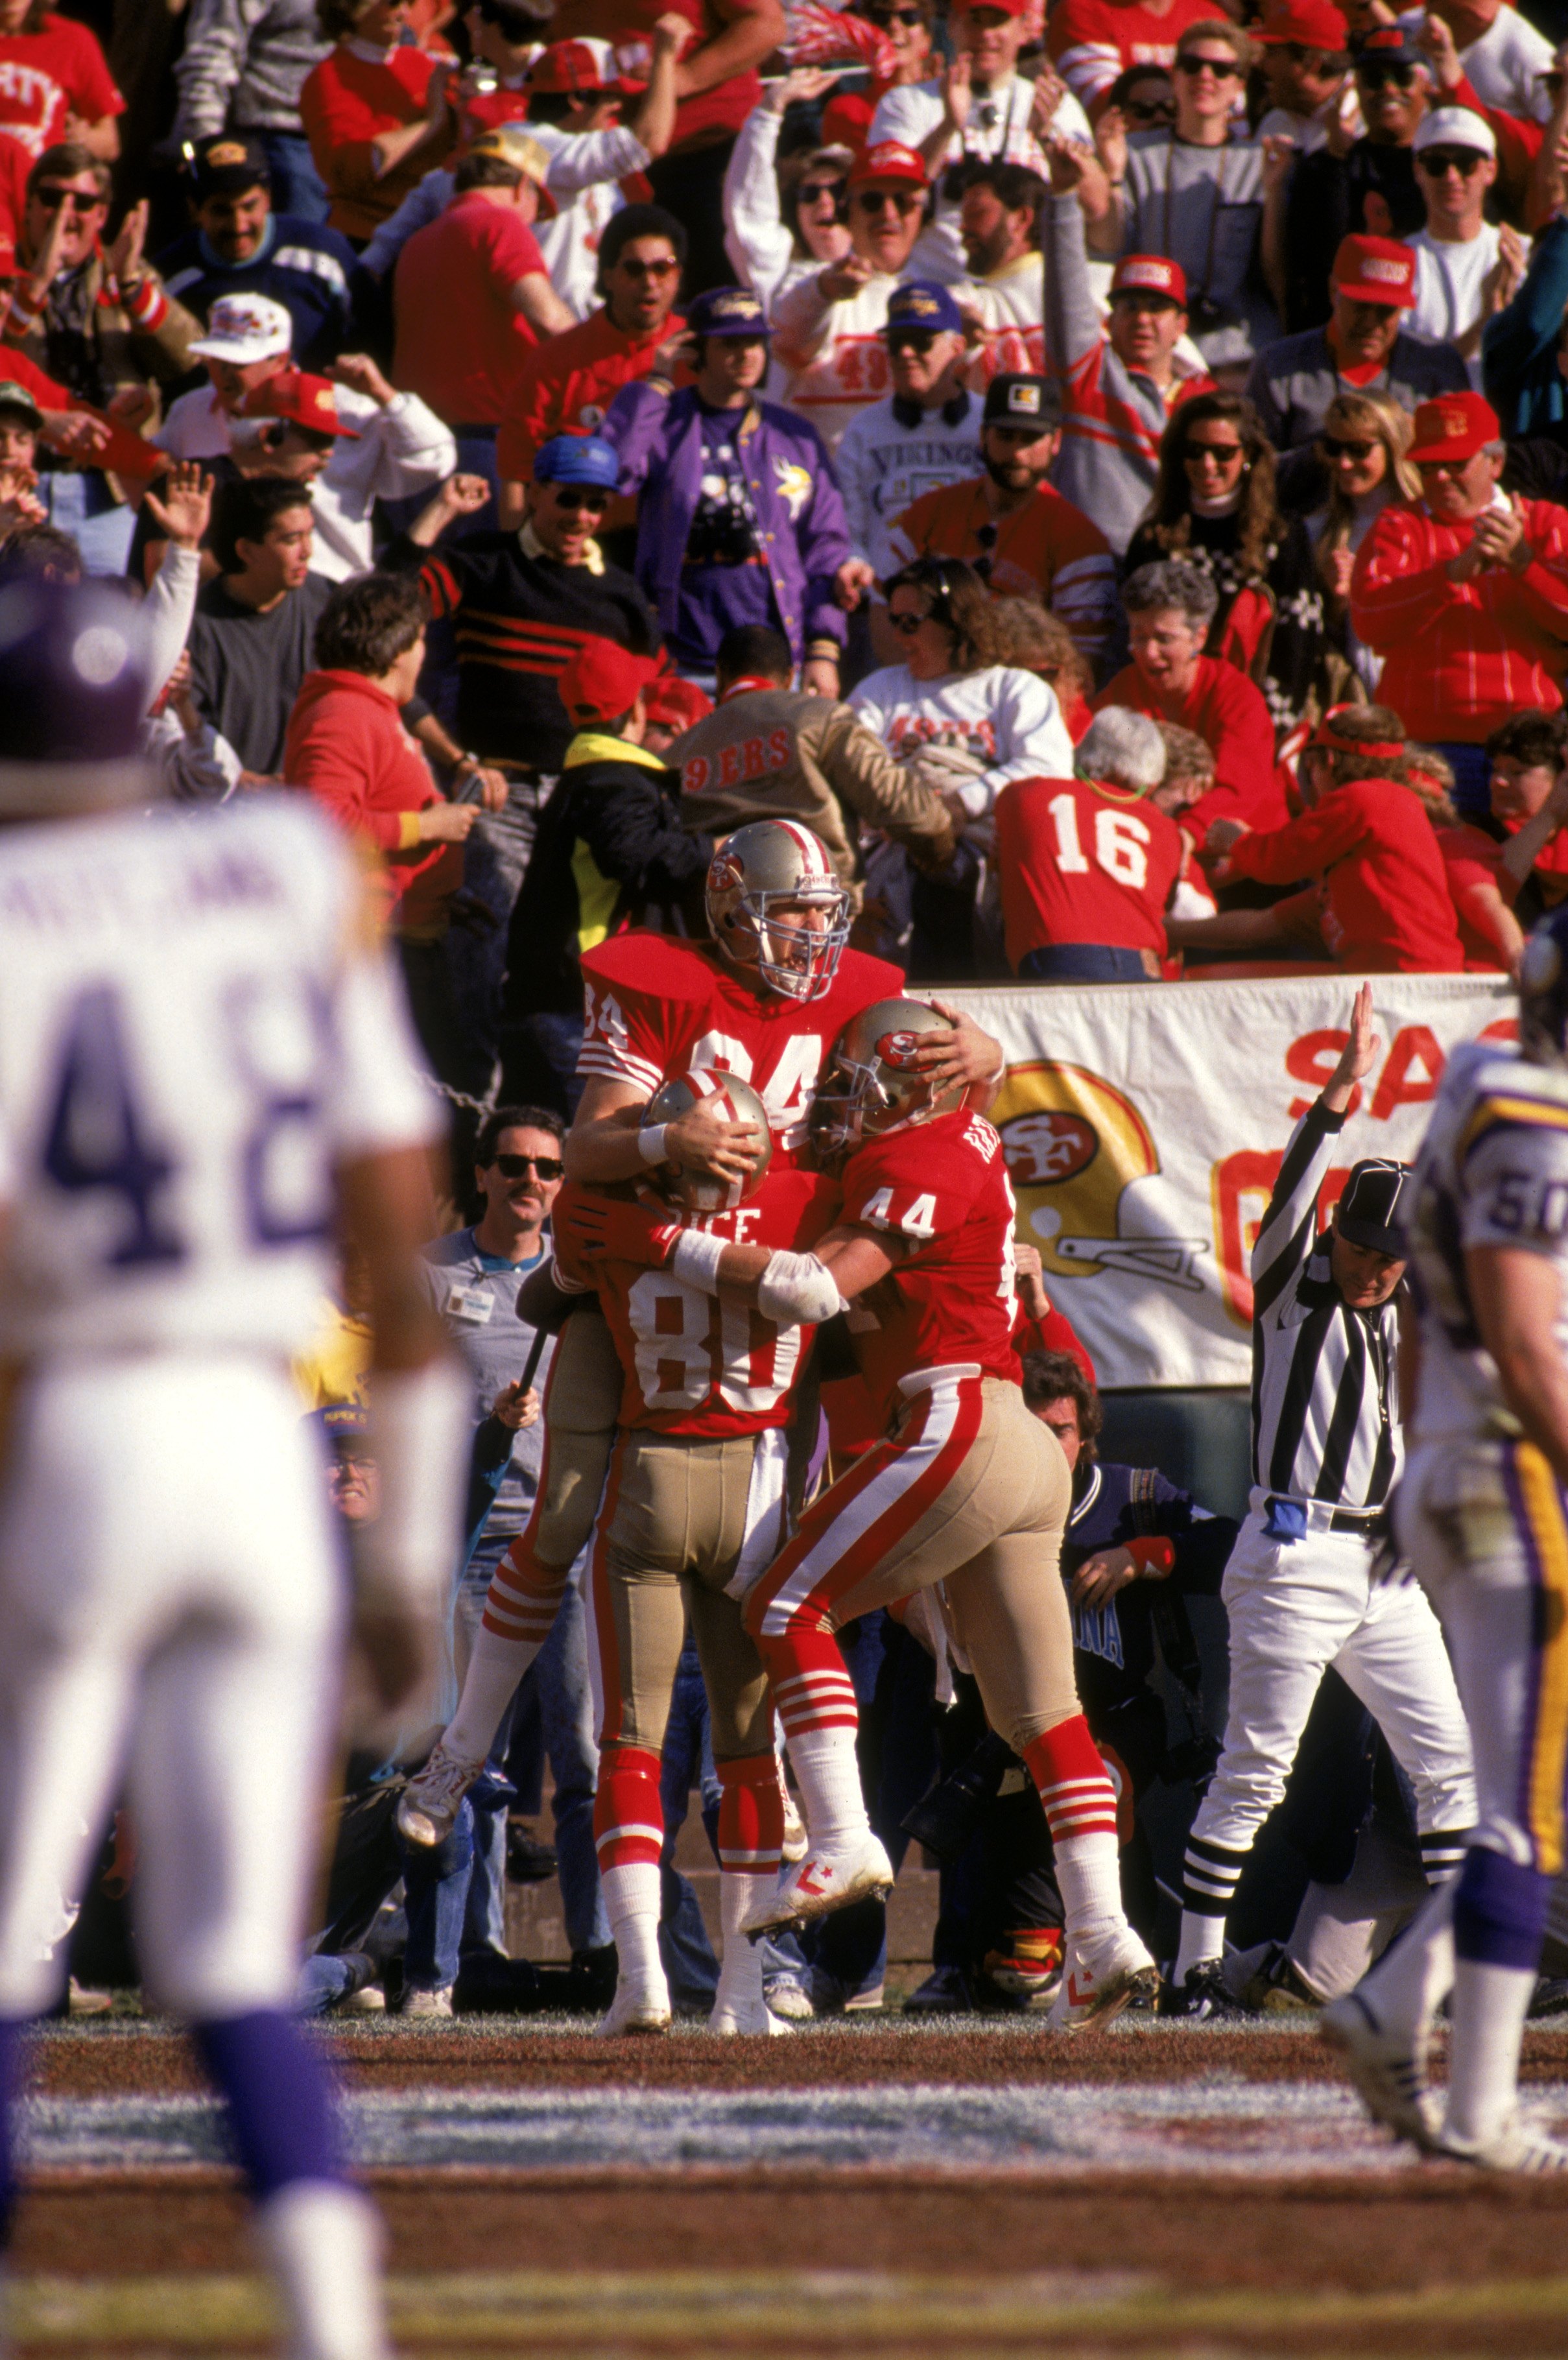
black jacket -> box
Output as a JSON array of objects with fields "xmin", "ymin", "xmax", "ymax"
[
  {"xmin": 383, "ymin": 529, "xmax": 661, "ymax": 774},
  {"xmin": 504, "ymin": 737, "xmax": 713, "ymax": 1016}
]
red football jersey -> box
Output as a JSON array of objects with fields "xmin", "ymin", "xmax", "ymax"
[
  {"xmin": 995, "ymin": 774, "xmax": 1184, "ymax": 967},
  {"xmin": 582, "ymin": 1168, "xmax": 840, "ymax": 1436},
  {"xmin": 576, "ymin": 933, "xmax": 905, "ymax": 1166},
  {"xmin": 838, "ymin": 1110, "xmax": 1021, "ymax": 1419}
]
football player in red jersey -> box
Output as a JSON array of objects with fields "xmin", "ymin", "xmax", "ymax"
[
  {"xmin": 400, "ymin": 819, "xmax": 1005, "ymax": 2032},
  {"xmin": 574, "ymin": 999, "xmax": 1158, "ymax": 2031}
]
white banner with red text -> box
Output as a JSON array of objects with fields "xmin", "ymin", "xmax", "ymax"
[{"xmin": 940, "ymin": 973, "xmax": 1514, "ymax": 1390}]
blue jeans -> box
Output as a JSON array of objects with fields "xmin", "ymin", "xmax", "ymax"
[
  {"xmin": 658, "ymin": 1639, "xmax": 721, "ymax": 2006},
  {"xmin": 400, "ymin": 1790, "xmax": 510, "ymax": 1990},
  {"xmin": 1436, "ymin": 741, "xmax": 1493, "ymax": 823},
  {"xmin": 38, "ymin": 471, "xmax": 136, "ymax": 577},
  {"xmin": 255, "ymin": 130, "xmax": 331, "ymax": 224},
  {"xmin": 1020, "ymin": 944, "xmax": 1148, "ymax": 983},
  {"xmin": 457, "ymin": 1546, "xmax": 610, "ymax": 1956}
]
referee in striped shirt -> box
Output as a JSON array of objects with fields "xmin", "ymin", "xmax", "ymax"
[{"xmin": 1163, "ymin": 986, "xmax": 1477, "ymax": 2016}]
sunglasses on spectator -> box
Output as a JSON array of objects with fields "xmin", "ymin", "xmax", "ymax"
[
  {"xmin": 888, "ymin": 607, "xmax": 934, "ymax": 634},
  {"xmin": 546, "ymin": 488, "xmax": 611, "ymax": 513},
  {"xmin": 1320, "ymin": 435, "xmax": 1376, "ymax": 459},
  {"xmin": 1124, "ymin": 93, "xmax": 1176, "ymax": 119},
  {"xmin": 1357, "ymin": 62, "xmax": 1417, "ymax": 87},
  {"xmin": 798, "ymin": 178, "xmax": 847, "ymax": 206},
  {"xmin": 492, "ymin": 1153, "xmax": 564, "ymax": 1180},
  {"xmin": 888, "ymin": 329, "xmax": 939, "ymax": 353},
  {"xmin": 1417, "ymin": 148, "xmax": 1485, "ymax": 176},
  {"xmin": 615, "ymin": 256, "xmax": 678, "ymax": 278},
  {"xmin": 855, "ymin": 188, "xmax": 923, "ymax": 214},
  {"xmin": 1176, "ymin": 52, "xmax": 1241, "ymax": 77},
  {"xmin": 870, "ymin": 6, "xmax": 924, "ymax": 23},
  {"xmin": 1183, "ymin": 439, "xmax": 1245, "ymax": 464},
  {"xmin": 34, "ymin": 186, "xmax": 104, "ymax": 211}
]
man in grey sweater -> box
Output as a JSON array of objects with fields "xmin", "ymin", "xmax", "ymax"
[
  {"xmin": 171, "ymin": 0, "xmax": 332, "ymax": 222},
  {"xmin": 1043, "ymin": 139, "xmax": 1215, "ymax": 558}
]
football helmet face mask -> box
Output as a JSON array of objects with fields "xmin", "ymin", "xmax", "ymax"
[
  {"xmin": 705, "ymin": 818, "xmax": 851, "ymax": 1004},
  {"xmin": 809, "ymin": 997, "xmax": 962, "ymax": 1162},
  {"xmin": 1519, "ymin": 912, "xmax": 1568, "ymax": 1069},
  {"xmin": 643, "ymin": 1066, "xmax": 774, "ymax": 1213}
]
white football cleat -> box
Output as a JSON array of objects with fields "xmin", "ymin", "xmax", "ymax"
[
  {"xmin": 1320, "ymin": 1991, "xmax": 1440, "ymax": 2147},
  {"xmin": 708, "ymin": 1992, "xmax": 789, "ymax": 2036},
  {"xmin": 741, "ymin": 1835, "xmax": 894, "ymax": 1937},
  {"xmin": 396, "ymin": 1742, "xmax": 484, "ymax": 1848},
  {"xmin": 595, "ymin": 1981, "xmax": 672, "ymax": 2038},
  {"xmin": 1427, "ymin": 2113, "xmax": 1568, "ymax": 2173},
  {"xmin": 1048, "ymin": 1923, "xmax": 1158, "ymax": 2031}
]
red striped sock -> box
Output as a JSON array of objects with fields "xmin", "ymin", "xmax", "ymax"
[{"xmin": 593, "ymin": 1741, "xmax": 663, "ymax": 1872}]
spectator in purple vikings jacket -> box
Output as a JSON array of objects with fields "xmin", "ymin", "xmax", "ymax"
[{"xmin": 598, "ymin": 284, "xmax": 854, "ymax": 696}]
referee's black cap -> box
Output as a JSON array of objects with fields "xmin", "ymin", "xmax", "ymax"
[{"xmin": 1336, "ymin": 1158, "xmax": 1413, "ymax": 1258}]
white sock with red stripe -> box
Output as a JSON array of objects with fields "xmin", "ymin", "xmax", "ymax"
[
  {"xmin": 595, "ymin": 1743, "xmax": 667, "ymax": 2006},
  {"xmin": 443, "ymin": 1537, "xmax": 570, "ymax": 1762},
  {"xmin": 713, "ymin": 1754, "xmax": 785, "ymax": 2016},
  {"xmin": 786, "ymin": 1728, "xmax": 870, "ymax": 1854},
  {"xmin": 1023, "ymin": 1716, "xmax": 1125, "ymax": 1943}
]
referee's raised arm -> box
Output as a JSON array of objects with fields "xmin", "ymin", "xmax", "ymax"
[{"xmin": 1253, "ymin": 982, "xmax": 1382, "ymax": 1322}]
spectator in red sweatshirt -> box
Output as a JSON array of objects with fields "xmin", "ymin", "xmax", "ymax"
[
  {"xmin": 1350, "ymin": 389, "xmax": 1568, "ymax": 820},
  {"xmin": 1092, "ymin": 559, "xmax": 1285, "ymax": 837},
  {"xmin": 300, "ymin": 0, "xmax": 455, "ymax": 244},
  {"xmin": 1198, "ymin": 702, "xmax": 1466, "ymax": 973},
  {"xmin": 285, "ymin": 569, "xmax": 492, "ymax": 1086}
]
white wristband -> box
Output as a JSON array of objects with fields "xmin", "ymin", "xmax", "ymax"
[
  {"xmin": 671, "ymin": 1229, "xmax": 728, "ymax": 1293},
  {"xmin": 637, "ymin": 1122, "xmax": 669, "ymax": 1167},
  {"xmin": 757, "ymin": 1249, "xmax": 846, "ymax": 1329}
]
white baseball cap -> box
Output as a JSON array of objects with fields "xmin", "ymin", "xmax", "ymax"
[
  {"xmin": 1412, "ymin": 106, "xmax": 1496, "ymax": 160},
  {"xmin": 190, "ymin": 293, "xmax": 294, "ymax": 364}
]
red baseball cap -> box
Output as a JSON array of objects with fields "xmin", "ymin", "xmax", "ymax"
[
  {"xmin": 642, "ymin": 675, "xmax": 713, "ymax": 733},
  {"xmin": 1407, "ymin": 389, "xmax": 1501, "ymax": 464},
  {"xmin": 1255, "ymin": 0, "xmax": 1348, "ymax": 49},
  {"xmin": 848, "ymin": 139, "xmax": 929, "ymax": 189},
  {"xmin": 1110, "ymin": 252, "xmax": 1187, "ymax": 305},
  {"xmin": 240, "ymin": 369, "xmax": 361, "ymax": 436},
  {"xmin": 953, "ymin": 0, "xmax": 1032, "ymax": 15},
  {"xmin": 528, "ymin": 37, "xmax": 643, "ymax": 96},
  {"xmin": 1331, "ymin": 233, "xmax": 1417, "ymax": 306},
  {"xmin": 558, "ymin": 638, "xmax": 660, "ymax": 726}
]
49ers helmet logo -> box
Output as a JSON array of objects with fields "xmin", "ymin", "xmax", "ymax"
[
  {"xmin": 994, "ymin": 1061, "xmax": 1206, "ymax": 1291},
  {"xmin": 1002, "ymin": 1110, "xmax": 1097, "ymax": 1185},
  {"xmin": 876, "ymin": 1030, "xmax": 925, "ymax": 1072}
]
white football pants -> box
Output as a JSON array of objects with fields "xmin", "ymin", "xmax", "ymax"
[
  {"xmin": 1189, "ymin": 1502, "xmax": 1477, "ymax": 1859},
  {"xmin": 0, "ymin": 1354, "xmax": 342, "ymax": 2018}
]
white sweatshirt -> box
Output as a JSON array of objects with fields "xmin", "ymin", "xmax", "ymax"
[
  {"xmin": 848, "ymin": 662, "xmax": 1073, "ymax": 815},
  {"xmin": 156, "ymin": 384, "xmax": 457, "ymax": 580},
  {"xmin": 834, "ymin": 390, "xmax": 984, "ymax": 579}
]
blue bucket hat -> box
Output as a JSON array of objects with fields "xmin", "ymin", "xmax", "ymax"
[
  {"xmin": 687, "ymin": 285, "xmax": 770, "ymax": 339},
  {"xmin": 882, "ymin": 281, "xmax": 966, "ymax": 339},
  {"xmin": 533, "ymin": 434, "xmax": 621, "ymax": 488}
]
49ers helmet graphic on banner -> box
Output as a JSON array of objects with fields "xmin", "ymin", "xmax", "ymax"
[
  {"xmin": 810, "ymin": 997, "xmax": 964, "ymax": 1160},
  {"xmin": 643, "ymin": 1067, "xmax": 773, "ymax": 1213},
  {"xmin": 993, "ymin": 1061, "xmax": 1207, "ymax": 1290},
  {"xmin": 705, "ymin": 818, "xmax": 851, "ymax": 1003}
]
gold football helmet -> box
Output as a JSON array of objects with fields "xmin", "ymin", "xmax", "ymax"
[
  {"xmin": 643, "ymin": 1066, "xmax": 773, "ymax": 1213},
  {"xmin": 995, "ymin": 1062, "xmax": 1206, "ymax": 1289},
  {"xmin": 809, "ymin": 997, "xmax": 964, "ymax": 1160},
  {"xmin": 705, "ymin": 818, "xmax": 851, "ymax": 1003}
]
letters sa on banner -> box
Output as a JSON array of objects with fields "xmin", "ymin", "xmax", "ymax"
[{"xmin": 941, "ymin": 976, "xmax": 1514, "ymax": 1390}]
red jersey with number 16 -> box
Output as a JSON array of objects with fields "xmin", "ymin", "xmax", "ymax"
[
  {"xmin": 839, "ymin": 1110, "xmax": 1020, "ymax": 1420},
  {"xmin": 563, "ymin": 1168, "xmax": 840, "ymax": 1435},
  {"xmin": 577, "ymin": 933, "xmax": 904, "ymax": 1167}
]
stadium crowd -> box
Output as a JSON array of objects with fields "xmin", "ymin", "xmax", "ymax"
[{"xmin": 20, "ymin": 0, "xmax": 1568, "ymax": 2033}]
